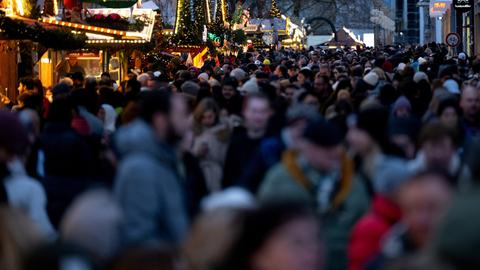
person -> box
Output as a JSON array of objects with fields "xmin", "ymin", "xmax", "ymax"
[
  {"xmin": 216, "ymin": 203, "xmax": 323, "ymax": 270},
  {"xmin": 258, "ymin": 118, "xmax": 368, "ymax": 270},
  {"xmin": 67, "ymin": 55, "xmax": 86, "ymax": 76},
  {"xmin": 40, "ymin": 97, "xmax": 94, "ymax": 229},
  {"xmin": 0, "ymin": 111, "xmax": 55, "ymax": 236},
  {"xmin": 0, "ymin": 207, "xmax": 46, "ymax": 270},
  {"xmin": 216, "ymin": 77, "xmax": 243, "ymax": 116},
  {"xmin": 238, "ymin": 104, "xmax": 320, "ymax": 192},
  {"xmin": 459, "ymin": 85, "xmax": 480, "ymax": 140},
  {"xmin": 366, "ymin": 170, "xmax": 454, "ymax": 270},
  {"xmin": 114, "ymin": 90, "xmax": 189, "ymax": 247},
  {"xmin": 407, "ymin": 121, "xmax": 470, "ymax": 188},
  {"xmin": 222, "ymin": 92, "xmax": 273, "ymax": 188},
  {"xmin": 348, "ymin": 162, "xmax": 410, "ymax": 270},
  {"xmin": 191, "ymin": 98, "xmax": 230, "ymax": 192}
]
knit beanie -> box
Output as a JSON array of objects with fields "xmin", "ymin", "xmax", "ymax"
[
  {"xmin": 303, "ymin": 118, "xmax": 343, "ymax": 147},
  {"xmin": 356, "ymin": 106, "xmax": 389, "ymax": 145},
  {"xmin": 363, "ymin": 72, "xmax": 379, "ymax": 87}
]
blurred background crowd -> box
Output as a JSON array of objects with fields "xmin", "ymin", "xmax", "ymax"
[{"xmin": 1, "ymin": 43, "xmax": 480, "ymax": 270}]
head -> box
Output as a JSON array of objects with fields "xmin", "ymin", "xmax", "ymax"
[
  {"xmin": 222, "ymin": 77, "xmax": 238, "ymax": 100},
  {"xmin": 100, "ymin": 72, "xmax": 111, "ymax": 82},
  {"xmin": 318, "ymin": 64, "xmax": 331, "ymax": 78},
  {"xmin": 193, "ymin": 98, "xmax": 220, "ymax": 131},
  {"xmin": 0, "ymin": 111, "xmax": 30, "ymax": 161},
  {"xmin": 398, "ymin": 170, "xmax": 453, "ymax": 248},
  {"xmin": 298, "ymin": 91, "xmax": 320, "ymax": 111},
  {"xmin": 0, "ymin": 207, "xmax": 44, "ymax": 270},
  {"xmin": 68, "ymin": 55, "xmax": 78, "ymax": 66},
  {"xmin": 219, "ymin": 203, "xmax": 323, "ymax": 270},
  {"xmin": 437, "ymin": 98, "xmax": 461, "ymax": 129},
  {"xmin": 313, "ymin": 76, "xmax": 331, "ymax": 96},
  {"xmin": 419, "ymin": 121, "xmax": 457, "ymax": 169},
  {"xmin": 300, "ymin": 118, "xmax": 344, "ymax": 172},
  {"xmin": 138, "ymin": 91, "xmax": 190, "ymax": 143},
  {"xmin": 285, "ymin": 105, "xmax": 320, "ymax": 149},
  {"xmin": 274, "ymin": 65, "xmax": 288, "ymax": 79},
  {"xmin": 288, "ymin": 66, "xmax": 299, "ymax": 78},
  {"xmin": 18, "ymin": 77, "xmax": 35, "ymax": 94},
  {"xmin": 460, "ymin": 85, "xmax": 480, "ymax": 122},
  {"xmin": 243, "ymin": 93, "xmax": 272, "ymax": 137},
  {"xmin": 281, "ymin": 84, "xmax": 299, "ymax": 104},
  {"xmin": 347, "ymin": 107, "xmax": 389, "ymax": 157}
]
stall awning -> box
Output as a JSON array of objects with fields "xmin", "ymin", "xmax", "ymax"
[{"xmin": 82, "ymin": 0, "xmax": 137, "ymax": 8}]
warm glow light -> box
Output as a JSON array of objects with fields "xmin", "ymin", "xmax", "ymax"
[{"xmin": 15, "ymin": 0, "xmax": 24, "ymax": 16}]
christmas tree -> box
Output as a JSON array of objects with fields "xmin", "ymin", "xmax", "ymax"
[
  {"xmin": 269, "ymin": 0, "xmax": 281, "ymax": 18},
  {"xmin": 174, "ymin": 0, "xmax": 201, "ymax": 44}
]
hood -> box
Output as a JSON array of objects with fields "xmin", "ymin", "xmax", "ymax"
[{"xmin": 114, "ymin": 120, "xmax": 177, "ymax": 167}]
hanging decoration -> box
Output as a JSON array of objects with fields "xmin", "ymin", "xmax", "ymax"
[{"xmin": 0, "ymin": 16, "xmax": 87, "ymax": 50}]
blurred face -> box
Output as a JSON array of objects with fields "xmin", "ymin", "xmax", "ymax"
[
  {"xmin": 346, "ymin": 127, "xmax": 375, "ymax": 157},
  {"xmin": 399, "ymin": 176, "xmax": 452, "ymax": 248},
  {"xmin": 301, "ymin": 140, "xmax": 343, "ymax": 172},
  {"xmin": 68, "ymin": 56, "xmax": 78, "ymax": 66},
  {"xmin": 318, "ymin": 67, "xmax": 330, "ymax": 78},
  {"xmin": 422, "ymin": 137, "xmax": 455, "ymax": 168},
  {"xmin": 274, "ymin": 67, "xmax": 283, "ymax": 77},
  {"xmin": 283, "ymin": 87, "xmax": 295, "ymax": 103},
  {"xmin": 440, "ymin": 107, "xmax": 459, "ymax": 128},
  {"xmin": 201, "ymin": 110, "xmax": 216, "ymax": 127},
  {"xmin": 288, "ymin": 68, "xmax": 298, "ymax": 78},
  {"xmin": 391, "ymin": 134, "xmax": 415, "ymax": 159},
  {"xmin": 252, "ymin": 217, "xmax": 322, "ymax": 270},
  {"xmin": 314, "ymin": 78, "xmax": 328, "ymax": 94},
  {"xmin": 169, "ymin": 95, "xmax": 191, "ymax": 138},
  {"xmin": 297, "ymin": 73, "xmax": 306, "ymax": 84},
  {"xmin": 302, "ymin": 94, "xmax": 320, "ymax": 109},
  {"xmin": 243, "ymin": 98, "xmax": 272, "ymax": 133},
  {"xmin": 460, "ymin": 86, "xmax": 480, "ymax": 120},
  {"xmin": 222, "ymin": 85, "xmax": 236, "ymax": 100}
]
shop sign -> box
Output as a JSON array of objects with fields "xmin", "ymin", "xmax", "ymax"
[{"xmin": 453, "ymin": 0, "xmax": 473, "ymax": 12}]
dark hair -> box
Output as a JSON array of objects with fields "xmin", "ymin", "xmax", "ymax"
[
  {"xmin": 437, "ymin": 98, "xmax": 462, "ymax": 118},
  {"xmin": 419, "ymin": 121, "xmax": 458, "ymax": 146},
  {"xmin": 138, "ymin": 90, "xmax": 171, "ymax": 123},
  {"xmin": 47, "ymin": 97, "xmax": 73, "ymax": 124},
  {"xmin": 19, "ymin": 77, "xmax": 35, "ymax": 91},
  {"xmin": 276, "ymin": 65, "xmax": 288, "ymax": 78},
  {"xmin": 222, "ymin": 77, "xmax": 238, "ymax": 89},
  {"xmin": 217, "ymin": 203, "xmax": 317, "ymax": 270}
]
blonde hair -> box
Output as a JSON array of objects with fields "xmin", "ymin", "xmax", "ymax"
[{"xmin": 0, "ymin": 207, "xmax": 44, "ymax": 270}]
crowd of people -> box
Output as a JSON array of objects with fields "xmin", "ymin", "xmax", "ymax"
[{"xmin": 1, "ymin": 42, "xmax": 480, "ymax": 270}]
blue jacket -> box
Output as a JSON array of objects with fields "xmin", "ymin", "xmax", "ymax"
[{"xmin": 114, "ymin": 120, "xmax": 188, "ymax": 247}]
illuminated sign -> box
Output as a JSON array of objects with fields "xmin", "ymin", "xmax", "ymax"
[
  {"xmin": 453, "ymin": 0, "xmax": 473, "ymax": 12},
  {"xmin": 430, "ymin": 0, "xmax": 451, "ymax": 17}
]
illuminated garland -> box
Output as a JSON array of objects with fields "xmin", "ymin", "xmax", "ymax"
[{"xmin": 0, "ymin": 16, "xmax": 87, "ymax": 50}]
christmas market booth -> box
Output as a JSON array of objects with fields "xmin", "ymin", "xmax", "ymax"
[
  {"xmin": 241, "ymin": 17, "xmax": 305, "ymax": 49},
  {"xmin": 0, "ymin": 1, "xmax": 156, "ymax": 101}
]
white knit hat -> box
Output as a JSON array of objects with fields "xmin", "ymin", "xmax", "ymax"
[
  {"xmin": 198, "ymin": 72, "xmax": 209, "ymax": 81},
  {"xmin": 363, "ymin": 72, "xmax": 379, "ymax": 87},
  {"xmin": 397, "ymin": 63, "xmax": 407, "ymax": 72},
  {"xmin": 413, "ymin": 71, "xmax": 429, "ymax": 83}
]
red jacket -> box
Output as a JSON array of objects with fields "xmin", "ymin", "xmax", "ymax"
[{"xmin": 347, "ymin": 195, "xmax": 402, "ymax": 270}]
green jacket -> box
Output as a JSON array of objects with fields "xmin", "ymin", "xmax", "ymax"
[{"xmin": 258, "ymin": 151, "xmax": 370, "ymax": 270}]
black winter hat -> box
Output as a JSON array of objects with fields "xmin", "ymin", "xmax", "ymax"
[
  {"xmin": 357, "ymin": 106, "xmax": 389, "ymax": 145},
  {"xmin": 303, "ymin": 117, "xmax": 343, "ymax": 147}
]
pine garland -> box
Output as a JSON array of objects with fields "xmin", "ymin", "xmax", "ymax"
[
  {"xmin": 174, "ymin": 0, "xmax": 202, "ymax": 45},
  {"xmin": 0, "ymin": 16, "xmax": 87, "ymax": 50}
]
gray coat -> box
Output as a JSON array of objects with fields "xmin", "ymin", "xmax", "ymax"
[{"xmin": 114, "ymin": 120, "xmax": 188, "ymax": 247}]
